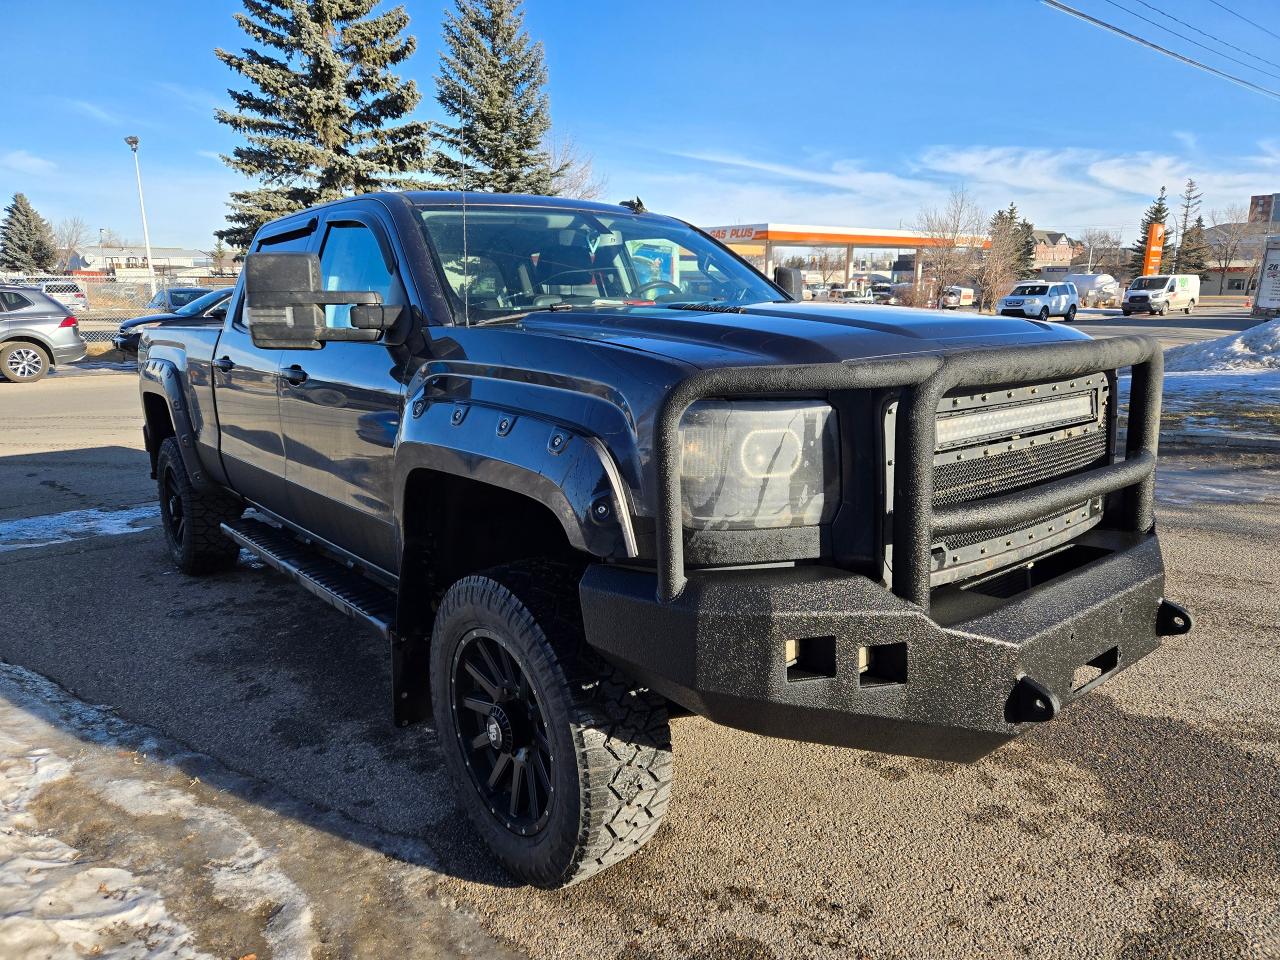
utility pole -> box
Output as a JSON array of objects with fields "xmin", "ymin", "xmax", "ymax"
[
  {"xmin": 124, "ymin": 136, "xmax": 156, "ymax": 295},
  {"xmin": 97, "ymin": 227, "xmax": 106, "ymax": 274}
]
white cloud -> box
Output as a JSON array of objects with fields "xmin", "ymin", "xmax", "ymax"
[
  {"xmin": 635, "ymin": 140, "xmax": 1280, "ymax": 240},
  {"xmin": 66, "ymin": 99, "xmax": 120, "ymax": 124},
  {"xmin": 0, "ymin": 150, "xmax": 56, "ymax": 175}
]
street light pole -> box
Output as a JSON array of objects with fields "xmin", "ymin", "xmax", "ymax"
[
  {"xmin": 97, "ymin": 227, "xmax": 106, "ymax": 274},
  {"xmin": 124, "ymin": 136, "xmax": 156, "ymax": 295}
]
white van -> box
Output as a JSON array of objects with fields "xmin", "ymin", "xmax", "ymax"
[{"xmin": 1122, "ymin": 274, "xmax": 1199, "ymax": 316}]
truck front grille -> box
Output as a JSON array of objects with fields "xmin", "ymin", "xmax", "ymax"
[
  {"xmin": 885, "ymin": 373, "xmax": 1111, "ymax": 588},
  {"xmin": 933, "ymin": 431, "xmax": 1107, "ymax": 507}
]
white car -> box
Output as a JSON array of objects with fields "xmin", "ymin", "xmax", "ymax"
[{"xmin": 998, "ymin": 281, "xmax": 1079, "ymax": 322}]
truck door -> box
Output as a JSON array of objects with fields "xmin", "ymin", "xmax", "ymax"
[
  {"xmin": 213, "ymin": 225, "xmax": 312, "ymax": 514},
  {"xmin": 277, "ymin": 212, "xmax": 407, "ymax": 576}
]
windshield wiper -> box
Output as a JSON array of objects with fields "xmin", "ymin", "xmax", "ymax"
[{"xmin": 468, "ymin": 302, "xmax": 578, "ymax": 327}]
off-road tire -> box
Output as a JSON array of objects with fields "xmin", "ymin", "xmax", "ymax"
[
  {"xmin": 431, "ymin": 560, "xmax": 673, "ymax": 888},
  {"xmin": 0, "ymin": 342, "xmax": 51, "ymax": 383},
  {"xmin": 156, "ymin": 437, "xmax": 242, "ymax": 574}
]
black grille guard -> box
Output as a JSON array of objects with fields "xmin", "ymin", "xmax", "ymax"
[{"xmin": 653, "ymin": 335, "xmax": 1162, "ymax": 609}]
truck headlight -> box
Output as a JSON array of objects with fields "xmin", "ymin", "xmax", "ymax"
[{"xmin": 679, "ymin": 401, "xmax": 838, "ymax": 529}]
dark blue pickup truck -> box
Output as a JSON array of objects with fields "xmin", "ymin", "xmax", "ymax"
[{"xmin": 136, "ymin": 191, "xmax": 1189, "ymax": 887}]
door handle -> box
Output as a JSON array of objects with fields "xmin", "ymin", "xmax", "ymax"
[
  {"xmin": 213, "ymin": 356, "xmax": 234, "ymax": 373},
  {"xmin": 281, "ymin": 364, "xmax": 308, "ymax": 385}
]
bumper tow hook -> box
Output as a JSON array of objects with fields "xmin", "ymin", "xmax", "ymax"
[
  {"xmin": 1156, "ymin": 599, "xmax": 1193, "ymax": 636},
  {"xmin": 1006, "ymin": 676, "xmax": 1060, "ymax": 724}
]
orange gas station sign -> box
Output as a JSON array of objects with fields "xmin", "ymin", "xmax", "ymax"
[{"xmin": 1141, "ymin": 223, "xmax": 1166, "ymax": 276}]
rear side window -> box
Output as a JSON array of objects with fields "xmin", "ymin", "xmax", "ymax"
[{"xmin": 0, "ymin": 292, "xmax": 33, "ymax": 311}]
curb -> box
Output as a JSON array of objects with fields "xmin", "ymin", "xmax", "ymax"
[{"xmin": 1160, "ymin": 431, "xmax": 1280, "ymax": 453}]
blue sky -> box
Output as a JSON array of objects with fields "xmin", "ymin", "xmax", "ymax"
[{"xmin": 3, "ymin": 0, "xmax": 1278, "ymax": 251}]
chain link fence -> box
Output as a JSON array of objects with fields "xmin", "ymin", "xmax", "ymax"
[{"xmin": 1, "ymin": 273, "xmax": 238, "ymax": 343}]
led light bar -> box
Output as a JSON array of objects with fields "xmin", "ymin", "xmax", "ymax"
[{"xmin": 935, "ymin": 393, "xmax": 1095, "ymax": 448}]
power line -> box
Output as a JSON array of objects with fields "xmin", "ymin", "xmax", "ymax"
[
  {"xmin": 1125, "ymin": 0, "xmax": 1280, "ymax": 73},
  {"xmin": 1041, "ymin": 0, "xmax": 1280, "ymax": 102},
  {"xmin": 1099, "ymin": 0, "xmax": 1280, "ymax": 82},
  {"xmin": 1205, "ymin": 0, "xmax": 1280, "ymax": 45}
]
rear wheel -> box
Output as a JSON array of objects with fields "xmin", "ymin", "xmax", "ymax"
[
  {"xmin": 431, "ymin": 561, "xmax": 673, "ymax": 888},
  {"xmin": 1065, "ymin": 305, "xmax": 1077, "ymax": 323},
  {"xmin": 156, "ymin": 437, "xmax": 242, "ymax": 574},
  {"xmin": 1184, "ymin": 299, "xmax": 1196, "ymax": 315},
  {"xmin": 0, "ymin": 342, "xmax": 50, "ymax": 383}
]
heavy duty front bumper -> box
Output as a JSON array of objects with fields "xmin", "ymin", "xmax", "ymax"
[
  {"xmin": 579, "ymin": 335, "xmax": 1190, "ymax": 761},
  {"xmin": 581, "ymin": 530, "xmax": 1189, "ymax": 762}
]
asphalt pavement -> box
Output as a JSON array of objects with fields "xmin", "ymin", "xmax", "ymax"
[{"xmin": 0, "ymin": 372, "xmax": 1277, "ymax": 959}]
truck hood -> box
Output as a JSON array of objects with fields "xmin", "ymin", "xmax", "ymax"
[{"xmin": 519, "ymin": 301, "xmax": 1090, "ymax": 369}]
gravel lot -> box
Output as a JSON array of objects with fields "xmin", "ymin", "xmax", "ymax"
[{"xmin": 1, "ymin": 372, "xmax": 1277, "ymax": 959}]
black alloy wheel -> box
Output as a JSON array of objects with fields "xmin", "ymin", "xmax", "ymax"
[
  {"xmin": 160, "ymin": 463, "xmax": 187, "ymax": 550},
  {"xmin": 449, "ymin": 628, "xmax": 554, "ymax": 836}
]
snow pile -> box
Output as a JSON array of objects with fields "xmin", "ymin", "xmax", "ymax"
[
  {"xmin": 1165, "ymin": 318, "xmax": 1280, "ymax": 371},
  {"xmin": 0, "ymin": 717, "xmax": 209, "ymax": 959}
]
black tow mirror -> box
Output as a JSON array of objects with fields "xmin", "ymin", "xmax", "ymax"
[
  {"xmin": 243, "ymin": 251, "xmax": 387, "ymax": 349},
  {"xmin": 773, "ymin": 265, "xmax": 804, "ymax": 300}
]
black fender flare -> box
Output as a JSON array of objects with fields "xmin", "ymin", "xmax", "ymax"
[
  {"xmin": 138, "ymin": 357, "xmax": 217, "ymax": 493},
  {"xmin": 393, "ymin": 397, "xmax": 637, "ymax": 561}
]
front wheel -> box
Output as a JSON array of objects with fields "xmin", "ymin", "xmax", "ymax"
[
  {"xmin": 431, "ymin": 561, "xmax": 673, "ymax": 888},
  {"xmin": 0, "ymin": 342, "xmax": 51, "ymax": 383}
]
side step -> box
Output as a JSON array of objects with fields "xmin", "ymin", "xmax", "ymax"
[{"xmin": 221, "ymin": 517, "xmax": 395, "ymax": 638}]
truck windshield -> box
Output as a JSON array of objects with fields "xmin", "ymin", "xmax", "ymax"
[
  {"xmin": 415, "ymin": 205, "xmax": 780, "ymax": 324},
  {"xmin": 1130, "ymin": 276, "xmax": 1170, "ymax": 290}
]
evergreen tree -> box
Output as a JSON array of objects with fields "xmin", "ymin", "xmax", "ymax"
[
  {"xmin": 1178, "ymin": 214, "xmax": 1210, "ymax": 277},
  {"xmin": 1170, "ymin": 178, "xmax": 1202, "ymax": 274},
  {"xmin": 214, "ymin": 0, "xmax": 432, "ymax": 248},
  {"xmin": 1014, "ymin": 216, "xmax": 1037, "ymax": 279},
  {"xmin": 0, "ymin": 193, "xmax": 58, "ymax": 274},
  {"xmin": 432, "ymin": 0, "xmax": 557, "ymax": 193},
  {"xmin": 1130, "ymin": 186, "xmax": 1170, "ymax": 277}
]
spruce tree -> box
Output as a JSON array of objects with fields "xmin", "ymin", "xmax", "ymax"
[
  {"xmin": 1014, "ymin": 216, "xmax": 1037, "ymax": 279},
  {"xmin": 1178, "ymin": 215, "xmax": 1210, "ymax": 277},
  {"xmin": 1130, "ymin": 186, "xmax": 1170, "ymax": 277},
  {"xmin": 0, "ymin": 193, "xmax": 58, "ymax": 274},
  {"xmin": 1170, "ymin": 178, "xmax": 1202, "ymax": 274},
  {"xmin": 432, "ymin": 0, "xmax": 557, "ymax": 193},
  {"xmin": 214, "ymin": 0, "xmax": 432, "ymax": 248}
]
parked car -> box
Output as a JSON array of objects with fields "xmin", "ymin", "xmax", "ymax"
[
  {"xmin": 143, "ymin": 286, "xmax": 213, "ymax": 313},
  {"xmin": 112, "ymin": 287, "xmax": 233, "ymax": 360},
  {"xmin": 870, "ymin": 282, "xmax": 899, "ymax": 304},
  {"xmin": 36, "ymin": 279, "xmax": 89, "ymax": 314},
  {"xmin": 137, "ymin": 190, "xmax": 1187, "ymax": 888},
  {"xmin": 1122, "ymin": 274, "xmax": 1199, "ymax": 316},
  {"xmin": 998, "ymin": 281, "xmax": 1079, "ymax": 321},
  {"xmin": 830, "ymin": 288, "xmax": 874, "ymax": 304},
  {"xmin": 0, "ymin": 285, "xmax": 87, "ymax": 382}
]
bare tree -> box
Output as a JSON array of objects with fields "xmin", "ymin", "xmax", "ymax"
[
  {"xmin": 913, "ymin": 189, "xmax": 986, "ymax": 307},
  {"xmin": 975, "ymin": 204, "xmax": 1023, "ymax": 312},
  {"xmin": 1208, "ymin": 205, "xmax": 1260, "ymax": 296},
  {"xmin": 807, "ymin": 247, "xmax": 848, "ymax": 286},
  {"xmin": 1072, "ymin": 228, "xmax": 1124, "ymax": 274},
  {"xmin": 53, "ymin": 217, "xmax": 89, "ymax": 273},
  {"xmin": 99, "ymin": 227, "xmax": 126, "ymax": 247},
  {"xmin": 544, "ymin": 134, "xmax": 607, "ymax": 200}
]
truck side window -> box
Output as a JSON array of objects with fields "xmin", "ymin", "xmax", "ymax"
[{"xmin": 319, "ymin": 222, "xmax": 404, "ymax": 329}]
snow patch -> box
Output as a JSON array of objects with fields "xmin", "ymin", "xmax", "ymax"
[
  {"xmin": 0, "ymin": 506, "xmax": 159, "ymax": 552},
  {"xmin": 1165, "ymin": 318, "xmax": 1280, "ymax": 371},
  {"xmin": 0, "ymin": 705, "xmax": 211, "ymax": 959}
]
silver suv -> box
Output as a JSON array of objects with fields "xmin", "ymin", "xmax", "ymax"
[
  {"xmin": 0, "ymin": 285, "xmax": 87, "ymax": 382},
  {"xmin": 998, "ymin": 281, "xmax": 1079, "ymax": 322}
]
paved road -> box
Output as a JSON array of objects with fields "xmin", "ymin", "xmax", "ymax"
[
  {"xmin": 2, "ymin": 373, "xmax": 1278, "ymax": 959},
  {"xmin": 1068, "ymin": 303, "xmax": 1257, "ymax": 348}
]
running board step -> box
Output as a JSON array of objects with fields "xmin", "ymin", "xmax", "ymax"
[{"xmin": 221, "ymin": 517, "xmax": 395, "ymax": 638}]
